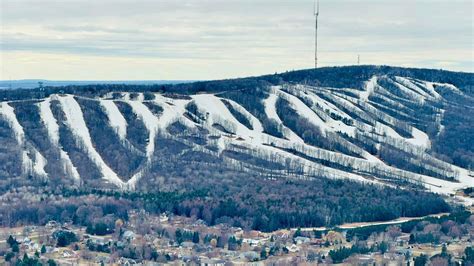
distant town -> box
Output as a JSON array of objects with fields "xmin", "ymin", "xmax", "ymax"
[{"xmin": 1, "ymin": 206, "xmax": 473, "ymax": 265}]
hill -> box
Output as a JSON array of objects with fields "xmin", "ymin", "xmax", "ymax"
[{"xmin": 0, "ymin": 65, "xmax": 473, "ymax": 230}]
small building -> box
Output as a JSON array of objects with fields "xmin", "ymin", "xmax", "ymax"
[
  {"xmin": 294, "ymin": 236, "xmax": 311, "ymax": 245},
  {"xmin": 123, "ymin": 230, "xmax": 136, "ymax": 241},
  {"xmin": 46, "ymin": 220, "xmax": 59, "ymax": 229},
  {"xmin": 286, "ymin": 244, "xmax": 300, "ymax": 253},
  {"xmin": 240, "ymin": 251, "xmax": 259, "ymax": 261}
]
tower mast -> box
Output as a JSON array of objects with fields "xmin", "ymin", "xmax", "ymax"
[{"xmin": 314, "ymin": 0, "xmax": 320, "ymax": 68}]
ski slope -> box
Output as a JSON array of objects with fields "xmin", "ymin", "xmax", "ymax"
[{"xmin": 1, "ymin": 74, "xmax": 472, "ymax": 206}]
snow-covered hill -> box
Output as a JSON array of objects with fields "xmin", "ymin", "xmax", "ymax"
[{"xmin": 1, "ymin": 67, "xmax": 473, "ymax": 204}]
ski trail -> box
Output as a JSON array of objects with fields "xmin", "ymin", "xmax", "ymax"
[
  {"xmin": 38, "ymin": 98, "xmax": 81, "ymax": 182},
  {"xmin": 101, "ymin": 100, "xmax": 128, "ymax": 141},
  {"xmin": 359, "ymin": 76, "xmax": 377, "ymax": 101},
  {"xmin": 57, "ymin": 95, "xmax": 124, "ymax": 188},
  {"xmin": 128, "ymin": 100, "xmax": 159, "ymax": 158},
  {"xmin": 0, "ymin": 102, "xmax": 48, "ymax": 178},
  {"xmin": 263, "ymin": 89, "xmax": 304, "ymax": 143}
]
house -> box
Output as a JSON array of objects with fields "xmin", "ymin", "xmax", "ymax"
[
  {"xmin": 26, "ymin": 242, "xmax": 39, "ymax": 251},
  {"xmin": 62, "ymin": 250, "xmax": 77, "ymax": 258},
  {"xmin": 46, "ymin": 220, "xmax": 59, "ymax": 229},
  {"xmin": 200, "ymin": 257, "xmax": 226, "ymax": 266},
  {"xmin": 350, "ymin": 254, "xmax": 375, "ymax": 264},
  {"xmin": 242, "ymin": 237, "xmax": 269, "ymax": 247},
  {"xmin": 294, "ymin": 236, "xmax": 310, "ymax": 245},
  {"xmin": 123, "ymin": 230, "xmax": 136, "ymax": 241},
  {"xmin": 117, "ymin": 257, "xmax": 137, "ymax": 265},
  {"xmin": 240, "ymin": 251, "xmax": 259, "ymax": 261},
  {"xmin": 311, "ymin": 238, "xmax": 326, "ymax": 246},
  {"xmin": 159, "ymin": 213, "xmax": 169, "ymax": 223},
  {"xmin": 286, "ymin": 244, "xmax": 300, "ymax": 253}
]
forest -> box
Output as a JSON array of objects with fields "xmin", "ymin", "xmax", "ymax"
[{"xmin": 0, "ymin": 171, "xmax": 451, "ymax": 233}]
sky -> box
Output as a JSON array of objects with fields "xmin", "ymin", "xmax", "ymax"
[{"xmin": 0, "ymin": 0, "xmax": 473, "ymax": 80}]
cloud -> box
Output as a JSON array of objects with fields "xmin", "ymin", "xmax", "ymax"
[
  {"xmin": 1, "ymin": 0, "xmax": 472, "ymax": 80},
  {"xmin": 48, "ymin": 25, "xmax": 144, "ymax": 34}
]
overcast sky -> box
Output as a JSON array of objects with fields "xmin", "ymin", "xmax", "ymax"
[{"xmin": 1, "ymin": 0, "xmax": 472, "ymax": 80}]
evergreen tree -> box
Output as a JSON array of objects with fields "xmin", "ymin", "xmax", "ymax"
[
  {"xmin": 7, "ymin": 235, "xmax": 16, "ymax": 247},
  {"xmin": 378, "ymin": 242, "xmax": 388, "ymax": 254},
  {"xmin": 228, "ymin": 236, "xmax": 240, "ymax": 251},
  {"xmin": 441, "ymin": 244, "xmax": 449, "ymax": 258},
  {"xmin": 5, "ymin": 252, "xmax": 15, "ymax": 262},
  {"xmin": 175, "ymin": 229, "xmax": 183, "ymax": 244},
  {"xmin": 192, "ymin": 231, "xmax": 200, "ymax": 244},
  {"xmin": 293, "ymin": 228, "xmax": 302, "ymax": 238},
  {"xmin": 463, "ymin": 247, "xmax": 474, "ymax": 264},
  {"xmin": 260, "ymin": 248, "xmax": 267, "ymax": 260},
  {"xmin": 414, "ymin": 254, "xmax": 427, "ymax": 266},
  {"xmin": 23, "ymin": 253, "xmax": 29, "ymax": 263}
]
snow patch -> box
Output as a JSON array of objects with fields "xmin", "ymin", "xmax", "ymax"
[
  {"xmin": 0, "ymin": 102, "xmax": 48, "ymax": 178},
  {"xmin": 263, "ymin": 91, "xmax": 282, "ymax": 124},
  {"xmin": 100, "ymin": 100, "xmax": 128, "ymax": 141},
  {"xmin": 263, "ymin": 90, "xmax": 303, "ymax": 143},
  {"xmin": 406, "ymin": 127, "xmax": 431, "ymax": 149},
  {"xmin": 57, "ymin": 95, "xmax": 125, "ymax": 188},
  {"xmin": 128, "ymin": 101, "xmax": 159, "ymax": 158},
  {"xmin": 38, "ymin": 98, "xmax": 80, "ymax": 182},
  {"xmin": 359, "ymin": 76, "xmax": 377, "ymax": 101},
  {"xmin": 38, "ymin": 99, "xmax": 60, "ymax": 145}
]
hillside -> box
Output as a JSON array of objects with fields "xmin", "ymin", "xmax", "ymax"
[{"xmin": 0, "ymin": 65, "xmax": 473, "ymax": 229}]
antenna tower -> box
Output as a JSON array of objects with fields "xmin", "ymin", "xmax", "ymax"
[{"xmin": 314, "ymin": 0, "xmax": 319, "ymax": 68}]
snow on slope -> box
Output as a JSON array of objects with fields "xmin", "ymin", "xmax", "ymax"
[
  {"xmin": 263, "ymin": 90, "xmax": 303, "ymax": 143},
  {"xmin": 192, "ymin": 94, "xmax": 262, "ymax": 144},
  {"xmin": 222, "ymin": 98, "xmax": 264, "ymax": 133},
  {"xmin": 264, "ymin": 90, "xmax": 282, "ymax": 123},
  {"xmin": 57, "ymin": 95, "xmax": 125, "ymax": 188},
  {"xmin": 192, "ymin": 93, "xmax": 389, "ymax": 188},
  {"xmin": 394, "ymin": 77, "xmax": 433, "ymax": 99},
  {"xmin": 38, "ymin": 98, "xmax": 81, "ymax": 182},
  {"xmin": 126, "ymin": 96, "xmax": 197, "ymax": 189},
  {"xmin": 278, "ymin": 88, "xmax": 329, "ymax": 134},
  {"xmin": 407, "ymin": 127, "xmax": 431, "ymax": 149},
  {"xmin": 278, "ymin": 87, "xmax": 358, "ymax": 138},
  {"xmin": 128, "ymin": 100, "xmax": 159, "ymax": 158},
  {"xmin": 359, "ymin": 76, "xmax": 377, "ymax": 101},
  {"xmin": 391, "ymin": 79, "xmax": 426, "ymax": 103},
  {"xmin": 153, "ymin": 94, "xmax": 194, "ymax": 129},
  {"xmin": 32, "ymin": 150, "xmax": 48, "ymax": 178},
  {"xmin": 101, "ymin": 100, "xmax": 128, "ymax": 141},
  {"xmin": 0, "ymin": 102, "xmax": 48, "ymax": 178},
  {"xmin": 306, "ymin": 91, "xmax": 352, "ymax": 120},
  {"xmin": 38, "ymin": 99, "xmax": 60, "ymax": 145},
  {"xmin": 2, "ymin": 74, "xmax": 471, "ymax": 204},
  {"xmin": 0, "ymin": 102, "xmax": 24, "ymax": 145}
]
